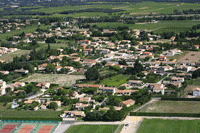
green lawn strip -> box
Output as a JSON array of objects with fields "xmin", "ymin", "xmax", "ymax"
[
  {"xmin": 65, "ymin": 124, "xmax": 119, "ymax": 133},
  {"xmin": 137, "ymin": 119, "xmax": 200, "ymax": 133},
  {"xmin": 115, "ymin": 124, "xmax": 124, "ymax": 133},
  {"xmin": 137, "ymin": 101, "xmax": 200, "ymax": 113}
]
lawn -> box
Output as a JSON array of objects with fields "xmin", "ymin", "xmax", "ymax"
[
  {"xmin": 101, "ymin": 74, "xmax": 130, "ymax": 86},
  {"xmin": 138, "ymin": 100, "xmax": 200, "ymax": 113},
  {"xmin": 0, "ymin": 110, "xmax": 61, "ymax": 119},
  {"xmin": 65, "ymin": 124, "xmax": 119, "ymax": 133},
  {"xmin": 20, "ymin": 73, "xmax": 85, "ymax": 87},
  {"xmin": 137, "ymin": 119, "xmax": 200, "ymax": 133},
  {"xmin": 0, "ymin": 50, "xmax": 30, "ymax": 62}
]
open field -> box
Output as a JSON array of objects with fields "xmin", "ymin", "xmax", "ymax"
[
  {"xmin": 186, "ymin": 78, "xmax": 200, "ymax": 86},
  {"xmin": 20, "ymin": 73, "xmax": 85, "ymax": 86},
  {"xmin": 92, "ymin": 20, "xmax": 200, "ymax": 33},
  {"xmin": 168, "ymin": 51, "xmax": 189, "ymax": 61},
  {"xmin": 37, "ymin": 43, "xmax": 69, "ymax": 51},
  {"xmin": 138, "ymin": 100, "xmax": 200, "ymax": 113},
  {"xmin": 178, "ymin": 51, "xmax": 200, "ymax": 63},
  {"xmin": 137, "ymin": 119, "xmax": 200, "ymax": 133},
  {"xmin": 65, "ymin": 124, "xmax": 119, "ymax": 133},
  {"xmin": 0, "ymin": 50, "xmax": 30, "ymax": 62},
  {"xmin": 30, "ymin": 2, "xmax": 200, "ymax": 16},
  {"xmin": 100, "ymin": 74, "xmax": 130, "ymax": 86},
  {"xmin": 0, "ymin": 25, "xmax": 49, "ymax": 41},
  {"xmin": 0, "ymin": 110, "xmax": 61, "ymax": 118}
]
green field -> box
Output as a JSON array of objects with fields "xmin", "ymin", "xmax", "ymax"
[
  {"xmin": 138, "ymin": 100, "xmax": 200, "ymax": 113},
  {"xmin": 30, "ymin": 2, "xmax": 200, "ymax": 16},
  {"xmin": 137, "ymin": 119, "xmax": 200, "ymax": 133},
  {"xmin": 100, "ymin": 74, "xmax": 130, "ymax": 86},
  {"xmin": 0, "ymin": 25, "xmax": 49, "ymax": 41},
  {"xmin": 0, "ymin": 110, "xmax": 61, "ymax": 119},
  {"xmin": 65, "ymin": 125, "xmax": 119, "ymax": 133},
  {"xmin": 92, "ymin": 20, "xmax": 200, "ymax": 33},
  {"xmin": 186, "ymin": 78, "xmax": 200, "ymax": 86},
  {"xmin": 0, "ymin": 50, "xmax": 30, "ymax": 62}
]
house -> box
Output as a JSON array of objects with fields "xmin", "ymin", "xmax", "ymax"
[
  {"xmin": 0, "ymin": 88, "xmax": 5, "ymax": 96},
  {"xmin": 64, "ymin": 111, "xmax": 86, "ymax": 118},
  {"xmin": 13, "ymin": 82, "xmax": 25, "ymax": 88},
  {"xmin": 119, "ymin": 99, "xmax": 135, "ymax": 107},
  {"xmin": 36, "ymin": 82, "xmax": 50, "ymax": 89},
  {"xmin": 14, "ymin": 69, "xmax": 29, "ymax": 74},
  {"xmin": 38, "ymin": 63, "xmax": 48, "ymax": 70},
  {"xmin": 64, "ymin": 66, "xmax": 75, "ymax": 72},
  {"xmin": 159, "ymin": 56, "xmax": 167, "ymax": 61},
  {"xmin": 55, "ymin": 66, "xmax": 62, "ymax": 71},
  {"xmin": 116, "ymin": 90, "xmax": 138, "ymax": 96},
  {"xmin": 149, "ymin": 83, "xmax": 166, "ymax": 95},
  {"xmin": 73, "ymin": 103, "xmax": 89, "ymax": 110},
  {"xmin": 41, "ymin": 105, "xmax": 47, "ymax": 110},
  {"xmin": 127, "ymin": 80, "xmax": 144, "ymax": 88},
  {"xmin": 98, "ymin": 87, "xmax": 117, "ymax": 95},
  {"xmin": 24, "ymin": 99, "xmax": 41, "ymax": 105},
  {"xmin": 193, "ymin": 88, "xmax": 200, "ymax": 96},
  {"xmin": 171, "ymin": 77, "xmax": 184, "ymax": 83},
  {"xmin": 178, "ymin": 65, "xmax": 192, "ymax": 72},
  {"xmin": 34, "ymin": 106, "xmax": 39, "ymax": 111},
  {"xmin": 79, "ymin": 97, "xmax": 91, "ymax": 103}
]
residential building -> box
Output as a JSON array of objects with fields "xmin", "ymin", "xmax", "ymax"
[{"xmin": 119, "ymin": 99, "xmax": 135, "ymax": 107}]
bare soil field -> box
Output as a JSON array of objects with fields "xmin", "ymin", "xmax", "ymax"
[
  {"xmin": 0, "ymin": 50, "xmax": 30, "ymax": 62},
  {"xmin": 130, "ymin": 12, "xmax": 156, "ymax": 15},
  {"xmin": 20, "ymin": 73, "xmax": 85, "ymax": 86},
  {"xmin": 138, "ymin": 100, "xmax": 200, "ymax": 113},
  {"xmin": 178, "ymin": 51, "xmax": 200, "ymax": 63}
]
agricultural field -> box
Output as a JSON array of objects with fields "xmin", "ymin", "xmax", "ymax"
[
  {"xmin": 92, "ymin": 20, "xmax": 200, "ymax": 33},
  {"xmin": 30, "ymin": 2, "xmax": 200, "ymax": 16},
  {"xmin": 178, "ymin": 51, "xmax": 200, "ymax": 63},
  {"xmin": 138, "ymin": 100, "xmax": 200, "ymax": 113},
  {"xmin": 20, "ymin": 73, "xmax": 85, "ymax": 87},
  {"xmin": 65, "ymin": 124, "xmax": 119, "ymax": 133},
  {"xmin": 0, "ymin": 25, "xmax": 50, "ymax": 41},
  {"xmin": 0, "ymin": 50, "xmax": 30, "ymax": 62},
  {"xmin": 137, "ymin": 119, "xmax": 200, "ymax": 133}
]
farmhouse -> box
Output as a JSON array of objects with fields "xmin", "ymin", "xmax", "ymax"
[
  {"xmin": 119, "ymin": 99, "xmax": 135, "ymax": 107},
  {"xmin": 193, "ymin": 88, "xmax": 200, "ymax": 96}
]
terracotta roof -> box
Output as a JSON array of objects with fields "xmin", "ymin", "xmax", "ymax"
[
  {"xmin": 120, "ymin": 99, "xmax": 135, "ymax": 105},
  {"xmin": 193, "ymin": 88, "xmax": 200, "ymax": 91}
]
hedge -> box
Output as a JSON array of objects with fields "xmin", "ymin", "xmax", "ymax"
[
  {"xmin": 130, "ymin": 112, "xmax": 200, "ymax": 117},
  {"xmin": 0, "ymin": 116, "xmax": 62, "ymax": 121},
  {"xmin": 161, "ymin": 97, "xmax": 200, "ymax": 101}
]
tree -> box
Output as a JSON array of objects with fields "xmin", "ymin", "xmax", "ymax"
[
  {"xmin": 48, "ymin": 102, "xmax": 58, "ymax": 110},
  {"xmin": 30, "ymin": 101, "xmax": 39, "ymax": 110},
  {"xmin": 6, "ymin": 87, "xmax": 11, "ymax": 93},
  {"xmin": 46, "ymin": 63, "xmax": 55, "ymax": 73},
  {"xmin": 24, "ymin": 104, "xmax": 29, "ymax": 110},
  {"xmin": 85, "ymin": 67, "xmax": 100, "ymax": 81},
  {"xmin": 119, "ymin": 86, "xmax": 126, "ymax": 90}
]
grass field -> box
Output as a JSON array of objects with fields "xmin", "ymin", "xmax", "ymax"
[
  {"xmin": 20, "ymin": 73, "xmax": 85, "ymax": 87},
  {"xmin": 138, "ymin": 100, "xmax": 200, "ymax": 113},
  {"xmin": 92, "ymin": 20, "xmax": 200, "ymax": 33},
  {"xmin": 0, "ymin": 50, "xmax": 30, "ymax": 62},
  {"xmin": 186, "ymin": 78, "xmax": 200, "ymax": 86},
  {"xmin": 100, "ymin": 74, "xmax": 130, "ymax": 86},
  {"xmin": 137, "ymin": 119, "xmax": 200, "ymax": 133},
  {"xmin": 0, "ymin": 110, "xmax": 61, "ymax": 118},
  {"xmin": 65, "ymin": 125, "xmax": 119, "ymax": 133}
]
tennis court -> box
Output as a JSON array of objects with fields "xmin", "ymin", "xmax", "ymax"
[
  {"xmin": 0, "ymin": 125, "xmax": 17, "ymax": 133},
  {"xmin": 37, "ymin": 125, "xmax": 54, "ymax": 133},
  {"xmin": 18, "ymin": 125, "xmax": 35, "ymax": 133}
]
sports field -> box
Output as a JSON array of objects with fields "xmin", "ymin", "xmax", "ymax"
[
  {"xmin": 138, "ymin": 100, "xmax": 200, "ymax": 113},
  {"xmin": 137, "ymin": 119, "xmax": 200, "ymax": 133},
  {"xmin": 65, "ymin": 124, "xmax": 119, "ymax": 133}
]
